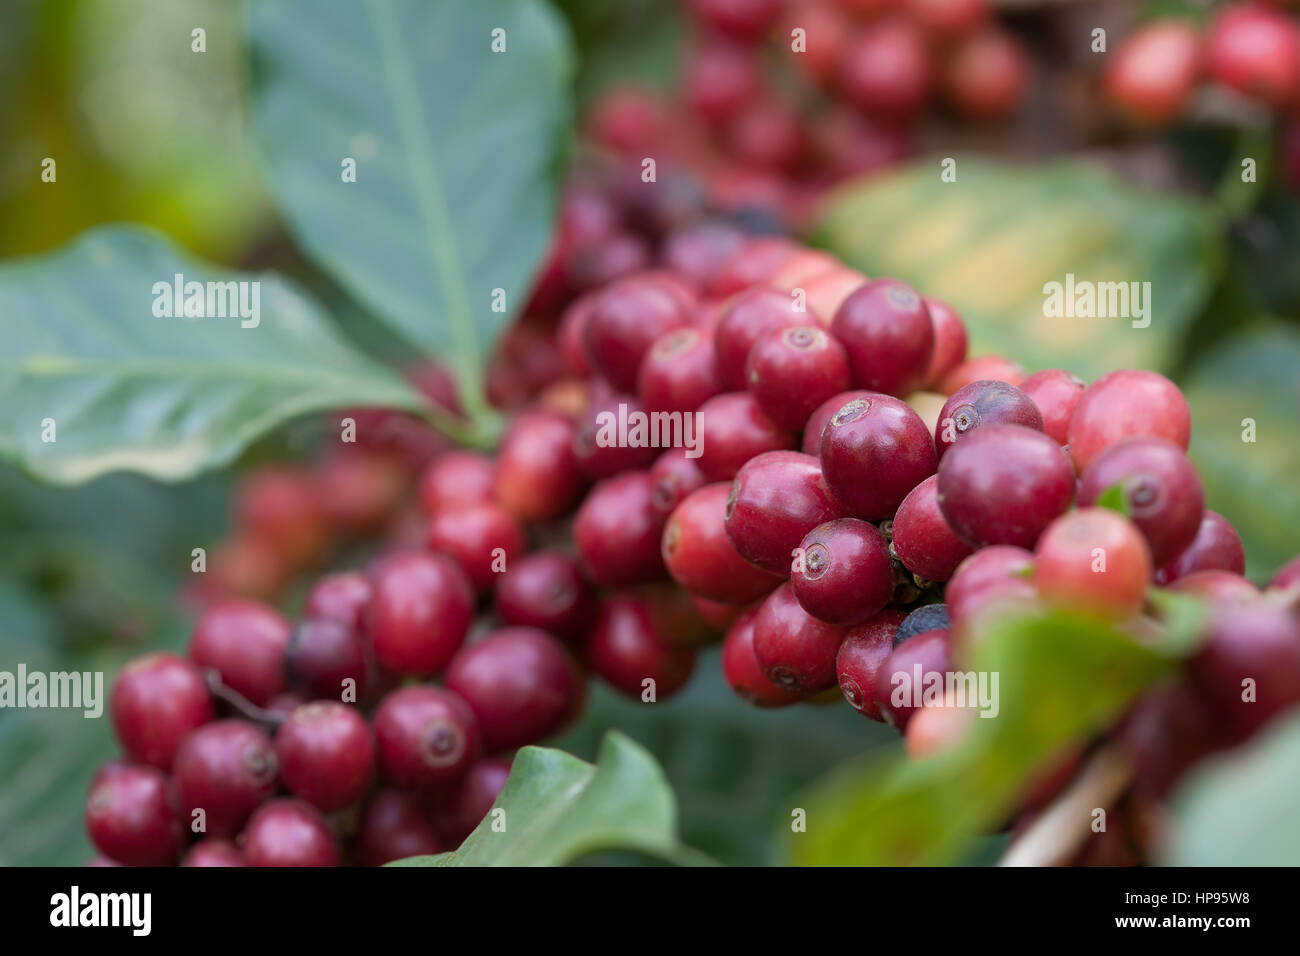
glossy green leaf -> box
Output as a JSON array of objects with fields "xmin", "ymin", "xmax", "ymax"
[
  {"xmin": 785, "ymin": 608, "xmax": 1175, "ymax": 866},
  {"xmin": 1095, "ymin": 481, "xmax": 1130, "ymax": 517},
  {"xmin": 813, "ymin": 159, "xmax": 1223, "ymax": 379},
  {"xmin": 0, "ymin": 225, "xmax": 422, "ymax": 485},
  {"xmin": 1163, "ymin": 711, "xmax": 1300, "ymax": 866},
  {"xmin": 246, "ymin": 0, "xmax": 573, "ymax": 420},
  {"xmin": 392, "ymin": 731, "xmax": 713, "ymax": 867},
  {"xmin": 1182, "ymin": 322, "xmax": 1300, "ymax": 580}
]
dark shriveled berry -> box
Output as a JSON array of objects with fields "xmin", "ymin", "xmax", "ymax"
[{"xmin": 895, "ymin": 604, "xmax": 951, "ymax": 648}]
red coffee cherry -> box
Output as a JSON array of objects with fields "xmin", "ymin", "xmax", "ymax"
[
  {"xmin": 801, "ymin": 389, "xmax": 871, "ymax": 455},
  {"xmin": 663, "ymin": 483, "xmax": 784, "ymax": 604},
  {"xmin": 745, "ymin": 326, "xmax": 852, "ymax": 431},
  {"xmin": 934, "ymin": 379, "xmax": 1044, "ymax": 459},
  {"xmin": 85, "ymin": 763, "xmax": 183, "ymax": 866},
  {"xmin": 584, "ymin": 274, "xmax": 694, "ymax": 392},
  {"xmin": 945, "ymin": 545, "xmax": 1035, "ymax": 624},
  {"xmin": 1105, "ymin": 19, "xmax": 1202, "ymax": 125},
  {"xmin": 713, "ymin": 286, "xmax": 803, "ymax": 390},
  {"xmin": 574, "ymin": 470, "xmax": 667, "ymax": 588},
  {"xmin": 1155, "ymin": 510, "xmax": 1246, "ymax": 584},
  {"xmin": 943, "ymin": 26, "xmax": 1030, "ymax": 119},
  {"xmin": 638, "ymin": 328, "xmax": 723, "ymax": 415},
  {"xmin": 661, "ymin": 220, "xmax": 749, "ymax": 290},
  {"xmin": 831, "ymin": 278, "xmax": 935, "ymax": 396},
  {"xmin": 110, "ymin": 652, "xmax": 213, "ymax": 771},
  {"xmin": 419, "ymin": 451, "xmax": 495, "ymax": 515},
  {"xmin": 585, "ymin": 595, "xmax": 697, "ymax": 700},
  {"xmin": 922, "ymin": 298, "xmax": 969, "ymax": 389},
  {"xmin": 892, "ymin": 475, "xmax": 974, "ymax": 583},
  {"xmin": 791, "ymin": 518, "xmax": 894, "ymax": 625},
  {"xmin": 752, "ymin": 583, "xmax": 847, "ymax": 694},
  {"xmin": 234, "ymin": 465, "xmax": 329, "ymax": 566},
  {"xmin": 172, "ymin": 719, "xmax": 279, "ymax": 838},
  {"xmin": 372, "ymin": 685, "xmax": 481, "ymax": 790},
  {"xmin": 1077, "ymin": 437, "xmax": 1205, "ymax": 566},
  {"xmin": 181, "ymin": 838, "xmax": 245, "ymax": 867},
  {"xmin": 275, "ymin": 702, "xmax": 376, "ymax": 811},
  {"xmin": 649, "ymin": 449, "xmax": 707, "ymax": 521},
  {"xmin": 688, "ymin": 0, "xmax": 785, "ymax": 42},
  {"xmin": 189, "ymin": 599, "xmax": 292, "ymax": 707},
  {"xmin": 494, "ymin": 550, "xmax": 597, "ymax": 642},
  {"xmin": 873, "ymin": 628, "xmax": 952, "ymax": 729},
  {"xmin": 1190, "ymin": 601, "xmax": 1300, "ymax": 738},
  {"xmin": 444, "ymin": 628, "xmax": 586, "ymax": 752},
  {"xmin": 573, "ymin": 393, "xmax": 660, "ymax": 478},
  {"xmin": 1205, "ymin": 3, "xmax": 1300, "ymax": 108},
  {"xmin": 709, "ymin": 237, "xmax": 797, "ymax": 297},
  {"xmin": 939, "ymin": 354, "xmax": 1026, "ymax": 394},
  {"xmin": 1067, "ymin": 369, "xmax": 1191, "ymax": 473},
  {"xmin": 721, "ymin": 607, "xmax": 806, "ymax": 708},
  {"xmin": 905, "ymin": 0, "xmax": 989, "ymax": 37},
  {"xmin": 725, "ymin": 451, "xmax": 844, "ymax": 575},
  {"xmin": 368, "ymin": 551, "xmax": 474, "ymax": 677},
  {"xmin": 356, "ymin": 789, "xmax": 443, "ymax": 866},
  {"xmin": 694, "ymin": 392, "xmax": 796, "ymax": 481},
  {"xmin": 242, "ymin": 799, "xmax": 340, "ymax": 867},
  {"xmin": 437, "ymin": 756, "xmax": 512, "ymax": 846},
  {"xmin": 1019, "ymin": 369, "xmax": 1085, "ymax": 445},
  {"xmin": 836, "ymin": 609, "xmax": 909, "ymax": 721},
  {"xmin": 284, "ymin": 617, "xmax": 371, "ymax": 704},
  {"xmin": 427, "ymin": 501, "xmax": 527, "ymax": 594},
  {"xmin": 937, "ymin": 424, "xmax": 1075, "ymax": 549},
  {"xmin": 1033, "ymin": 508, "xmax": 1153, "ymax": 618},
  {"xmin": 303, "ymin": 570, "xmax": 373, "ymax": 630},
  {"xmin": 493, "ymin": 409, "xmax": 586, "ymax": 522},
  {"xmin": 819, "ymin": 393, "xmax": 938, "ymax": 520},
  {"xmin": 840, "ymin": 18, "xmax": 933, "ymax": 118}
]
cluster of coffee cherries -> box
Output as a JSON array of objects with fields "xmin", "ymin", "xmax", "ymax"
[
  {"xmin": 1105, "ymin": 1, "xmax": 1300, "ymax": 184},
  {"xmin": 87, "ymin": 212, "xmax": 1300, "ymax": 864},
  {"xmin": 587, "ymin": 0, "xmax": 1030, "ymax": 229}
]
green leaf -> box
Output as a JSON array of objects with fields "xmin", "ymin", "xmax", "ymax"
[
  {"xmin": 245, "ymin": 0, "xmax": 574, "ymax": 420},
  {"xmin": 0, "ymin": 225, "xmax": 422, "ymax": 485},
  {"xmin": 1163, "ymin": 712, "xmax": 1300, "ymax": 866},
  {"xmin": 1095, "ymin": 481, "xmax": 1130, "ymax": 517},
  {"xmin": 1182, "ymin": 322, "xmax": 1300, "ymax": 580},
  {"xmin": 392, "ymin": 731, "xmax": 712, "ymax": 866},
  {"xmin": 813, "ymin": 159, "xmax": 1223, "ymax": 379},
  {"xmin": 784, "ymin": 607, "xmax": 1174, "ymax": 866}
]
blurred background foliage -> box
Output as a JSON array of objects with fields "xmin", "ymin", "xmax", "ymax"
[{"xmin": 1, "ymin": 0, "xmax": 1298, "ymax": 865}]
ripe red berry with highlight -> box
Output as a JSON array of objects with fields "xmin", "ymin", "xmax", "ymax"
[
  {"xmin": 745, "ymin": 326, "xmax": 852, "ymax": 431},
  {"xmin": 493, "ymin": 409, "xmax": 586, "ymax": 522},
  {"xmin": 585, "ymin": 275, "xmax": 694, "ymax": 392},
  {"xmin": 495, "ymin": 550, "xmax": 596, "ymax": 642},
  {"xmin": 558, "ymin": 294, "xmax": 598, "ymax": 377},
  {"xmin": 752, "ymin": 583, "xmax": 848, "ymax": 694},
  {"xmin": 1205, "ymin": 3, "xmax": 1300, "ymax": 108},
  {"xmin": 790, "ymin": 518, "xmax": 894, "ymax": 625},
  {"xmin": 722, "ymin": 607, "xmax": 806, "ymax": 707},
  {"xmin": 836, "ymin": 609, "xmax": 908, "ymax": 721},
  {"xmin": 437, "ymin": 756, "xmax": 512, "ymax": 846},
  {"xmin": 713, "ymin": 287, "xmax": 803, "ymax": 390},
  {"xmin": 662, "ymin": 483, "xmax": 784, "ymax": 604},
  {"xmin": 585, "ymin": 595, "xmax": 697, "ymax": 700},
  {"xmin": 709, "ymin": 237, "xmax": 796, "ymax": 297},
  {"xmin": 649, "ymin": 449, "xmax": 707, "ymax": 521},
  {"xmin": 418, "ymin": 451, "xmax": 494, "ymax": 515},
  {"xmin": 1067, "ymin": 369, "xmax": 1191, "ymax": 473},
  {"xmin": 284, "ymin": 617, "xmax": 371, "ymax": 703},
  {"xmin": 234, "ymin": 466, "xmax": 329, "ymax": 566},
  {"xmin": 1019, "ymin": 369, "xmax": 1085, "ymax": 446},
  {"xmin": 945, "ymin": 545, "xmax": 1035, "ymax": 623},
  {"xmin": 638, "ymin": 327, "xmax": 722, "ymax": 415},
  {"xmin": 694, "ymin": 392, "xmax": 795, "ymax": 481},
  {"xmin": 935, "ymin": 379, "xmax": 1044, "ymax": 459},
  {"xmin": 573, "ymin": 393, "xmax": 661, "ymax": 478},
  {"xmin": 840, "ymin": 19, "xmax": 933, "ymax": 118},
  {"xmin": 110, "ymin": 652, "xmax": 213, "ymax": 771},
  {"xmin": 372, "ymin": 685, "xmax": 481, "ymax": 789},
  {"xmin": 85, "ymin": 764, "xmax": 183, "ymax": 866},
  {"xmin": 181, "ymin": 838, "xmax": 245, "ymax": 867},
  {"xmin": 819, "ymin": 393, "xmax": 938, "ymax": 520},
  {"xmin": 922, "ymin": 298, "xmax": 969, "ymax": 389},
  {"xmin": 944, "ymin": 26, "xmax": 1030, "ymax": 119},
  {"xmin": 1105, "ymin": 19, "xmax": 1202, "ymax": 125},
  {"xmin": 303, "ymin": 570, "xmax": 373, "ymax": 630},
  {"xmin": 892, "ymin": 474, "xmax": 974, "ymax": 582},
  {"xmin": 873, "ymin": 628, "xmax": 952, "ymax": 729},
  {"xmin": 367, "ymin": 551, "xmax": 474, "ymax": 677},
  {"xmin": 172, "ymin": 719, "xmax": 279, "ymax": 837},
  {"xmin": 725, "ymin": 451, "xmax": 844, "ymax": 574},
  {"xmin": 427, "ymin": 501, "xmax": 527, "ymax": 594},
  {"xmin": 1033, "ymin": 508, "xmax": 1153, "ymax": 618},
  {"xmin": 801, "ymin": 389, "xmax": 871, "ymax": 455},
  {"xmin": 574, "ymin": 470, "xmax": 667, "ymax": 587},
  {"xmin": 275, "ymin": 702, "xmax": 376, "ymax": 811},
  {"xmin": 937, "ymin": 424, "xmax": 1075, "ymax": 549},
  {"xmin": 356, "ymin": 789, "xmax": 443, "ymax": 866},
  {"xmin": 1077, "ymin": 437, "xmax": 1205, "ymax": 566},
  {"xmin": 242, "ymin": 799, "xmax": 340, "ymax": 867},
  {"xmin": 1155, "ymin": 510, "xmax": 1246, "ymax": 584},
  {"xmin": 831, "ymin": 278, "xmax": 935, "ymax": 396},
  {"xmin": 444, "ymin": 628, "xmax": 586, "ymax": 752},
  {"xmin": 189, "ymin": 599, "xmax": 292, "ymax": 707},
  {"xmin": 684, "ymin": 39, "xmax": 763, "ymax": 125}
]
